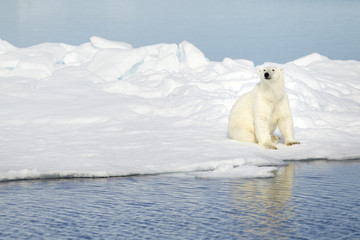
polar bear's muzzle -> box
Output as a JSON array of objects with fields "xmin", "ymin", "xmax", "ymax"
[{"xmin": 264, "ymin": 72, "xmax": 271, "ymax": 80}]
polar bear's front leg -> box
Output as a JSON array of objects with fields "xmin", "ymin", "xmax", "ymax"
[
  {"xmin": 278, "ymin": 121, "xmax": 299, "ymax": 147},
  {"xmin": 278, "ymin": 115, "xmax": 300, "ymax": 146},
  {"xmin": 255, "ymin": 119, "xmax": 277, "ymax": 149},
  {"xmin": 254, "ymin": 100, "xmax": 277, "ymax": 150},
  {"xmin": 277, "ymin": 96, "xmax": 300, "ymax": 146}
]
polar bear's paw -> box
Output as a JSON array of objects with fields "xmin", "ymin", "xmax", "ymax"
[
  {"xmin": 271, "ymin": 135, "xmax": 280, "ymax": 144},
  {"xmin": 285, "ymin": 141, "xmax": 300, "ymax": 146},
  {"xmin": 262, "ymin": 143, "xmax": 278, "ymax": 150}
]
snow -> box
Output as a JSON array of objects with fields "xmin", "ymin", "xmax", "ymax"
[{"xmin": 1, "ymin": 36, "xmax": 359, "ymax": 181}]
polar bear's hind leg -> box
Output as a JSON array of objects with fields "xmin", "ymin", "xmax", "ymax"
[{"xmin": 229, "ymin": 126, "xmax": 256, "ymax": 143}]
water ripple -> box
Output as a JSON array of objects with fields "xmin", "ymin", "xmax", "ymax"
[{"xmin": 0, "ymin": 160, "xmax": 360, "ymax": 239}]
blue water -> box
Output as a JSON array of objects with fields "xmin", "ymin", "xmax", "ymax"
[
  {"xmin": 0, "ymin": 0, "xmax": 359, "ymax": 65},
  {"xmin": 1, "ymin": 160, "xmax": 359, "ymax": 239}
]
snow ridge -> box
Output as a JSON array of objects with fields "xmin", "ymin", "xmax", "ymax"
[{"xmin": 1, "ymin": 37, "xmax": 359, "ymax": 181}]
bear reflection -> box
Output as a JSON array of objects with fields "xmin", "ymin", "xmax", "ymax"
[{"xmin": 229, "ymin": 163, "xmax": 296, "ymax": 239}]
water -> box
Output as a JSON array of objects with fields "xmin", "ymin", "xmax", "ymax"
[
  {"xmin": 1, "ymin": 0, "xmax": 359, "ymax": 64},
  {"xmin": 1, "ymin": 160, "xmax": 359, "ymax": 239}
]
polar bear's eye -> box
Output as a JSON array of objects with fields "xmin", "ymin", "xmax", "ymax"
[
  {"xmin": 263, "ymin": 69, "xmax": 266, "ymax": 71},
  {"xmin": 272, "ymin": 69, "xmax": 275, "ymax": 71}
]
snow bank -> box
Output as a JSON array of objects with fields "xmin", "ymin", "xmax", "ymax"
[{"xmin": 0, "ymin": 37, "xmax": 359, "ymax": 181}]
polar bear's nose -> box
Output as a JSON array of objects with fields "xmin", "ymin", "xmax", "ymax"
[{"xmin": 264, "ymin": 72, "xmax": 270, "ymax": 79}]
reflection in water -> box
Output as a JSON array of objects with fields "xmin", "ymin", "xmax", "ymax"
[{"xmin": 230, "ymin": 164, "xmax": 296, "ymax": 239}]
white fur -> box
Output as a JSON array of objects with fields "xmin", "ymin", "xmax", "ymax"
[{"xmin": 228, "ymin": 67, "xmax": 299, "ymax": 149}]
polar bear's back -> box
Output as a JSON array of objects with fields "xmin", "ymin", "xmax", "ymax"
[{"xmin": 228, "ymin": 91, "xmax": 256, "ymax": 141}]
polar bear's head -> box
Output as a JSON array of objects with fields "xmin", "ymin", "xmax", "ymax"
[{"xmin": 258, "ymin": 67, "xmax": 284, "ymax": 82}]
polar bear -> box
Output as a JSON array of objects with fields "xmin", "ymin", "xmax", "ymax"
[{"xmin": 228, "ymin": 67, "xmax": 299, "ymax": 149}]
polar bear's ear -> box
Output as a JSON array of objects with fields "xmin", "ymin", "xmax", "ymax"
[
  {"xmin": 280, "ymin": 68, "xmax": 284, "ymax": 72},
  {"xmin": 258, "ymin": 69, "xmax": 263, "ymax": 73}
]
